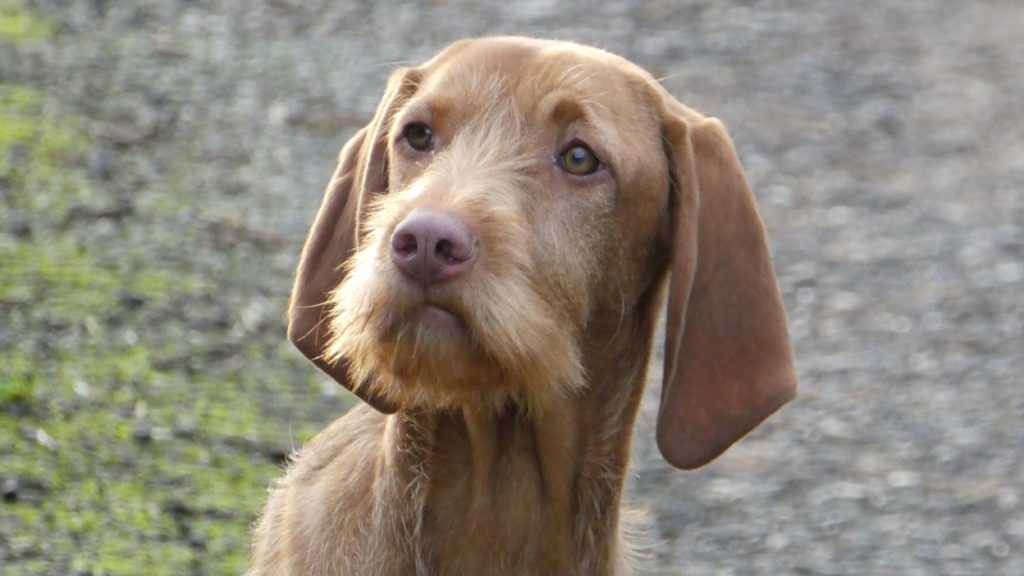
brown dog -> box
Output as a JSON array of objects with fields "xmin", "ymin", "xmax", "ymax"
[{"xmin": 249, "ymin": 37, "xmax": 796, "ymax": 576}]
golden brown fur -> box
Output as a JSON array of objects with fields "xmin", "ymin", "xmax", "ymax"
[{"xmin": 249, "ymin": 37, "xmax": 797, "ymax": 576}]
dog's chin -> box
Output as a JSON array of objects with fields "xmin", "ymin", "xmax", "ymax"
[
  {"xmin": 327, "ymin": 299, "xmax": 518, "ymax": 411},
  {"xmin": 383, "ymin": 304, "xmax": 501, "ymax": 384}
]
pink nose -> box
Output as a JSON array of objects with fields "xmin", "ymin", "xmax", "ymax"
[{"xmin": 390, "ymin": 209, "xmax": 478, "ymax": 286}]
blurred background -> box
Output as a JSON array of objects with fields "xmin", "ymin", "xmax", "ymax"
[{"xmin": 1, "ymin": 1, "xmax": 1021, "ymax": 574}]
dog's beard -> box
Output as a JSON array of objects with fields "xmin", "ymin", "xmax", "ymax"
[{"xmin": 324, "ymin": 212, "xmax": 585, "ymax": 414}]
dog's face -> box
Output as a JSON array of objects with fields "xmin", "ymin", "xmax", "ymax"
[
  {"xmin": 293, "ymin": 37, "xmax": 795, "ymax": 468},
  {"xmin": 324, "ymin": 39, "xmax": 673, "ymax": 411}
]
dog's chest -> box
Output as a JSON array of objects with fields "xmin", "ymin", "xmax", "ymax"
[
  {"xmin": 406, "ymin": 415, "xmax": 621, "ymax": 576},
  {"xmin": 417, "ymin": 475, "xmax": 569, "ymax": 574}
]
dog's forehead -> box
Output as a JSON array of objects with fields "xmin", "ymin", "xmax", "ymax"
[
  {"xmin": 417, "ymin": 38, "xmax": 657, "ymax": 117},
  {"xmin": 426, "ymin": 37, "xmax": 638, "ymax": 74},
  {"xmin": 405, "ymin": 39, "xmax": 666, "ymax": 168}
]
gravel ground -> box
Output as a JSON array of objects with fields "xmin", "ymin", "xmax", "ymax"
[{"xmin": 2, "ymin": 1, "xmax": 1022, "ymax": 574}]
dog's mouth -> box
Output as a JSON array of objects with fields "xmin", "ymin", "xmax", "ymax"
[
  {"xmin": 328, "ymin": 248, "xmax": 585, "ymax": 409},
  {"xmin": 382, "ymin": 281, "xmax": 474, "ymax": 341},
  {"xmin": 415, "ymin": 302, "xmax": 467, "ymax": 332}
]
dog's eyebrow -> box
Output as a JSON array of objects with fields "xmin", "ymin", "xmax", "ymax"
[
  {"xmin": 395, "ymin": 97, "xmax": 439, "ymax": 123},
  {"xmin": 549, "ymin": 97, "xmax": 588, "ymax": 125},
  {"xmin": 544, "ymin": 95, "xmax": 624, "ymax": 169}
]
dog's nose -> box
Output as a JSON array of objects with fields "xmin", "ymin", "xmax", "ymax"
[{"xmin": 391, "ymin": 209, "xmax": 478, "ymax": 286}]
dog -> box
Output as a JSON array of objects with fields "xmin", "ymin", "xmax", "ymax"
[{"xmin": 249, "ymin": 36, "xmax": 796, "ymax": 576}]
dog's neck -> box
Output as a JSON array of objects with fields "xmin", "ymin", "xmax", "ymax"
[{"xmin": 383, "ymin": 298, "xmax": 663, "ymax": 575}]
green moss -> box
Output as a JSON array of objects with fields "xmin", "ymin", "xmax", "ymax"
[
  {"xmin": 4, "ymin": 502, "xmax": 42, "ymax": 526},
  {"xmin": 0, "ymin": 242, "xmax": 119, "ymax": 325},
  {"xmin": 0, "ymin": 348, "xmax": 38, "ymax": 406},
  {"xmin": 0, "ymin": 241, "xmax": 202, "ymax": 339},
  {"xmin": 0, "ymin": 416, "xmax": 50, "ymax": 486},
  {"xmin": 192, "ymin": 516, "xmax": 253, "ymax": 574},
  {"xmin": 0, "ymin": 1, "xmax": 52, "ymax": 43},
  {"xmin": 0, "ymin": 58, "xmax": 333, "ymax": 576},
  {"xmin": 0, "ymin": 84, "xmax": 45, "ymax": 153},
  {"xmin": 0, "ymin": 82, "xmax": 39, "ymax": 111},
  {"xmin": 94, "ymin": 537, "xmax": 195, "ymax": 576},
  {"xmin": 0, "ymin": 84, "xmax": 85, "ymax": 160},
  {"xmin": 1, "ymin": 390, "xmax": 282, "ymax": 572},
  {"xmin": 0, "ymin": 83, "xmax": 89, "ymax": 226}
]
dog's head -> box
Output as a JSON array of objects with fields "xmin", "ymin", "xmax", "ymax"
[{"xmin": 289, "ymin": 37, "xmax": 796, "ymax": 469}]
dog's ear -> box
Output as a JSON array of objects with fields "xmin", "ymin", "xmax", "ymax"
[
  {"xmin": 657, "ymin": 109, "xmax": 797, "ymax": 470},
  {"xmin": 287, "ymin": 68, "xmax": 419, "ymax": 414}
]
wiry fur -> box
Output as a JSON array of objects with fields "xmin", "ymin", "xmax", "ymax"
[
  {"xmin": 326, "ymin": 104, "xmax": 586, "ymax": 414},
  {"xmin": 250, "ymin": 36, "xmax": 796, "ymax": 576}
]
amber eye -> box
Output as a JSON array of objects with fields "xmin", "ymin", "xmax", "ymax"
[
  {"xmin": 403, "ymin": 122, "xmax": 434, "ymax": 151},
  {"xmin": 558, "ymin": 143, "xmax": 601, "ymax": 176}
]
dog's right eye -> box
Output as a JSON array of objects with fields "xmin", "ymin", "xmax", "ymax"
[
  {"xmin": 558, "ymin": 143, "xmax": 602, "ymax": 177},
  {"xmin": 403, "ymin": 122, "xmax": 434, "ymax": 152}
]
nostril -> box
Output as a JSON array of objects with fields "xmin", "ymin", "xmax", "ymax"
[
  {"xmin": 392, "ymin": 231, "xmax": 419, "ymax": 258},
  {"xmin": 435, "ymin": 239, "xmax": 454, "ymax": 262},
  {"xmin": 436, "ymin": 234, "xmax": 476, "ymax": 264}
]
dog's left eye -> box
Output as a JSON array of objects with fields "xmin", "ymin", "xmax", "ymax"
[
  {"xmin": 403, "ymin": 122, "xmax": 434, "ymax": 152},
  {"xmin": 558, "ymin": 143, "xmax": 601, "ymax": 176}
]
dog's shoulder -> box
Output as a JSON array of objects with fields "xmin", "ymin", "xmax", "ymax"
[{"xmin": 293, "ymin": 403, "xmax": 386, "ymax": 477}]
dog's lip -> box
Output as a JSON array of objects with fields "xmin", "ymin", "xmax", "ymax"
[{"xmin": 416, "ymin": 303, "xmax": 466, "ymax": 331}]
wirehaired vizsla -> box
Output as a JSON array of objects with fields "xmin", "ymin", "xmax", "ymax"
[{"xmin": 249, "ymin": 36, "xmax": 796, "ymax": 576}]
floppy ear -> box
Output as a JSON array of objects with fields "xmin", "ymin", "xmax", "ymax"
[
  {"xmin": 657, "ymin": 112, "xmax": 797, "ymax": 470},
  {"xmin": 287, "ymin": 68, "xmax": 418, "ymax": 414}
]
